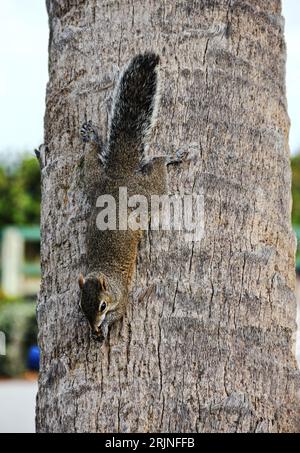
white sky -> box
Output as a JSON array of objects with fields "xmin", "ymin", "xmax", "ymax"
[
  {"xmin": 283, "ymin": 0, "xmax": 300, "ymax": 154},
  {"xmin": 0, "ymin": 0, "xmax": 299, "ymax": 156},
  {"xmin": 0, "ymin": 0, "xmax": 48, "ymax": 159}
]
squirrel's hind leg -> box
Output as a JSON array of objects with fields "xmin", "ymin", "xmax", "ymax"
[
  {"xmin": 139, "ymin": 154, "xmax": 183, "ymax": 174},
  {"xmin": 80, "ymin": 120, "xmax": 102, "ymax": 145},
  {"xmin": 80, "ymin": 120, "xmax": 107, "ymax": 166},
  {"xmin": 140, "ymin": 148, "xmax": 199, "ymax": 171}
]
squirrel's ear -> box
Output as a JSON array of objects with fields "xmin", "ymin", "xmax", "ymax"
[
  {"xmin": 78, "ymin": 274, "xmax": 85, "ymax": 290},
  {"xmin": 98, "ymin": 275, "xmax": 107, "ymax": 291}
]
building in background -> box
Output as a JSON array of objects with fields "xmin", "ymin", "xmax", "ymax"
[{"xmin": 0, "ymin": 226, "xmax": 40, "ymax": 298}]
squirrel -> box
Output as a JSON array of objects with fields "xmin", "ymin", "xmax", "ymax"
[{"xmin": 78, "ymin": 53, "xmax": 174, "ymax": 342}]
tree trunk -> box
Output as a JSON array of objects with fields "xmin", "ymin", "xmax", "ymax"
[{"xmin": 36, "ymin": 0, "xmax": 299, "ymax": 433}]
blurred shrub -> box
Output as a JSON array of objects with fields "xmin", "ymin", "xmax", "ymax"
[
  {"xmin": 0, "ymin": 155, "xmax": 40, "ymax": 227},
  {"xmin": 0, "ymin": 155, "xmax": 40, "ymax": 376},
  {"xmin": 292, "ymin": 153, "xmax": 300, "ymax": 272},
  {"xmin": 292, "ymin": 153, "xmax": 300, "ymax": 227},
  {"xmin": 0, "ymin": 301, "xmax": 37, "ymax": 377}
]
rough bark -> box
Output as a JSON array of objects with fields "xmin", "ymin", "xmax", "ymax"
[{"xmin": 36, "ymin": 0, "xmax": 299, "ymax": 433}]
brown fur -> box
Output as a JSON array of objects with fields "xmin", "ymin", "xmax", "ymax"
[{"xmin": 79, "ymin": 53, "xmax": 167, "ymax": 341}]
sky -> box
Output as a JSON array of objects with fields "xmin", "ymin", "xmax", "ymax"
[
  {"xmin": 283, "ymin": 0, "xmax": 300, "ymax": 154},
  {"xmin": 0, "ymin": 0, "xmax": 48, "ymax": 160},
  {"xmin": 0, "ymin": 0, "xmax": 299, "ymax": 157}
]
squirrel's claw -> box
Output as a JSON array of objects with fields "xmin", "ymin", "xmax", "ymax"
[{"xmin": 80, "ymin": 120, "xmax": 101, "ymax": 145}]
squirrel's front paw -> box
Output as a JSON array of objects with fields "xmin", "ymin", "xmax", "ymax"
[
  {"xmin": 80, "ymin": 120, "xmax": 100, "ymax": 144},
  {"xmin": 92, "ymin": 333, "xmax": 105, "ymax": 344},
  {"xmin": 101, "ymin": 322, "xmax": 109, "ymax": 340},
  {"xmin": 91, "ymin": 322, "xmax": 109, "ymax": 343}
]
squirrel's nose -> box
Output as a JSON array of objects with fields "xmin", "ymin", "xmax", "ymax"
[
  {"xmin": 92, "ymin": 325, "xmax": 101, "ymax": 337},
  {"xmin": 92, "ymin": 329, "xmax": 103, "ymax": 342}
]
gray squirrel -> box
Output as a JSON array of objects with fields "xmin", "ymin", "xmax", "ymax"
[{"xmin": 78, "ymin": 53, "xmax": 176, "ymax": 342}]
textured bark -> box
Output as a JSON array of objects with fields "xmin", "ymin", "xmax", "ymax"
[{"xmin": 36, "ymin": 0, "xmax": 299, "ymax": 433}]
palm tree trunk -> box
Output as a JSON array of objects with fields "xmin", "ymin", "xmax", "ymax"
[{"xmin": 36, "ymin": 0, "xmax": 299, "ymax": 432}]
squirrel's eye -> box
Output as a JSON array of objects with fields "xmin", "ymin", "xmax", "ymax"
[{"xmin": 100, "ymin": 302, "xmax": 107, "ymax": 312}]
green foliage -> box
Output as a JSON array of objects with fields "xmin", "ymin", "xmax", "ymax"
[
  {"xmin": 0, "ymin": 300, "xmax": 37, "ymax": 377},
  {"xmin": 291, "ymin": 153, "xmax": 300, "ymax": 272},
  {"xmin": 0, "ymin": 155, "xmax": 40, "ymax": 227},
  {"xmin": 291, "ymin": 153, "xmax": 300, "ymax": 227}
]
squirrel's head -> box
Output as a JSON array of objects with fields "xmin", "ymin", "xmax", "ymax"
[{"xmin": 78, "ymin": 273, "xmax": 113, "ymax": 340}]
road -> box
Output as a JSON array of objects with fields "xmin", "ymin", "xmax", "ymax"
[{"xmin": 0, "ymin": 380, "xmax": 37, "ymax": 433}]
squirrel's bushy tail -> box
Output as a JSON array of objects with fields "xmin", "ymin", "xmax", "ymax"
[{"xmin": 105, "ymin": 53, "xmax": 160, "ymax": 176}]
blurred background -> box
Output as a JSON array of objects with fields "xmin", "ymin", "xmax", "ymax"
[{"xmin": 0, "ymin": 0, "xmax": 299, "ymax": 433}]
